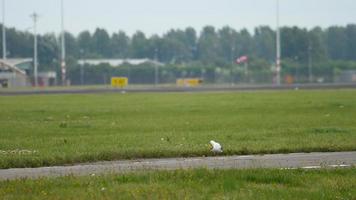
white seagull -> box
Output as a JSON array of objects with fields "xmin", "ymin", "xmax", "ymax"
[{"xmin": 210, "ymin": 140, "xmax": 223, "ymax": 153}]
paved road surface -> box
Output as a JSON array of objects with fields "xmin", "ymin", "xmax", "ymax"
[
  {"xmin": 1, "ymin": 83, "xmax": 356, "ymax": 95},
  {"xmin": 0, "ymin": 152, "xmax": 355, "ymax": 180}
]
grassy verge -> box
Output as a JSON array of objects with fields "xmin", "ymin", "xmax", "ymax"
[
  {"xmin": 0, "ymin": 168, "xmax": 355, "ymax": 199},
  {"xmin": 0, "ymin": 90, "xmax": 356, "ymax": 168}
]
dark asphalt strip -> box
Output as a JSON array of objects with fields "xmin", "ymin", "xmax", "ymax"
[{"xmin": 1, "ymin": 83, "xmax": 356, "ymax": 96}]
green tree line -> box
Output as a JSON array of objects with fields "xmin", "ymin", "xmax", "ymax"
[
  {"xmin": 1, "ymin": 24, "xmax": 356, "ymax": 84},
  {"xmin": 1, "ymin": 24, "xmax": 356, "ymax": 65}
]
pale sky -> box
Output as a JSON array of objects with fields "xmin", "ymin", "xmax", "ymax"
[{"xmin": 3, "ymin": 0, "xmax": 356, "ymax": 36}]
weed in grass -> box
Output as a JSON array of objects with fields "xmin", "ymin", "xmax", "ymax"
[
  {"xmin": 59, "ymin": 121, "xmax": 67, "ymax": 128},
  {"xmin": 312, "ymin": 127, "xmax": 349, "ymax": 134}
]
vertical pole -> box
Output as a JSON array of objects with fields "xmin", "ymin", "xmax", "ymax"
[
  {"xmin": 125, "ymin": 58, "xmax": 130, "ymax": 84},
  {"xmin": 61, "ymin": 0, "xmax": 66, "ymax": 86},
  {"xmin": 294, "ymin": 56, "xmax": 298, "ymax": 83},
  {"xmin": 127, "ymin": 62, "xmax": 130, "ymax": 84},
  {"xmin": 79, "ymin": 49, "xmax": 84, "ymax": 85},
  {"xmin": 244, "ymin": 62, "xmax": 249, "ymax": 83},
  {"xmin": 31, "ymin": 13, "xmax": 38, "ymax": 87},
  {"xmin": 154, "ymin": 48, "xmax": 158, "ymax": 87},
  {"xmin": 80, "ymin": 58, "xmax": 84, "ymax": 85},
  {"xmin": 2, "ymin": 0, "xmax": 6, "ymax": 60},
  {"xmin": 230, "ymin": 46, "xmax": 235, "ymax": 86},
  {"xmin": 308, "ymin": 45, "xmax": 313, "ymax": 83},
  {"xmin": 275, "ymin": 0, "xmax": 281, "ymax": 85}
]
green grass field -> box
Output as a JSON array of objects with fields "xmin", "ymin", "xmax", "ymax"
[
  {"xmin": 0, "ymin": 90, "xmax": 356, "ymax": 168},
  {"xmin": 0, "ymin": 168, "xmax": 355, "ymax": 199}
]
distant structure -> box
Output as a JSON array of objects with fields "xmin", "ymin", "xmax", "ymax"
[
  {"xmin": 38, "ymin": 71, "xmax": 57, "ymax": 86},
  {"xmin": 2, "ymin": 0, "xmax": 7, "ymax": 60},
  {"xmin": 77, "ymin": 58, "xmax": 163, "ymax": 67},
  {"xmin": 60, "ymin": 0, "xmax": 66, "ymax": 86},
  {"xmin": 0, "ymin": 58, "xmax": 57, "ymax": 88},
  {"xmin": 336, "ymin": 70, "xmax": 356, "ymax": 83},
  {"xmin": 0, "ymin": 58, "xmax": 32, "ymax": 87},
  {"xmin": 275, "ymin": 0, "xmax": 281, "ymax": 85}
]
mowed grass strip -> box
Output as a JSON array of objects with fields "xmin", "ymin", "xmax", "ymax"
[
  {"xmin": 0, "ymin": 90, "xmax": 356, "ymax": 168},
  {"xmin": 0, "ymin": 168, "xmax": 355, "ymax": 199}
]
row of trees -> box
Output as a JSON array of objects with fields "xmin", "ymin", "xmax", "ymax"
[{"xmin": 1, "ymin": 24, "xmax": 356, "ymax": 69}]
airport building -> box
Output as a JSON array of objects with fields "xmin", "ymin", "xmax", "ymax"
[
  {"xmin": 336, "ymin": 70, "xmax": 356, "ymax": 83},
  {"xmin": 0, "ymin": 58, "xmax": 57, "ymax": 88},
  {"xmin": 77, "ymin": 58, "xmax": 164, "ymax": 67},
  {"xmin": 0, "ymin": 58, "xmax": 32, "ymax": 87}
]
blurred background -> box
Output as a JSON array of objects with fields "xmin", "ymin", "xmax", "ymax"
[{"xmin": 0, "ymin": 0, "xmax": 356, "ymax": 88}]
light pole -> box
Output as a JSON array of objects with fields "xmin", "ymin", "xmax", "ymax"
[
  {"xmin": 308, "ymin": 45, "xmax": 313, "ymax": 83},
  {"xmin": 30, "ymin": 13, "xmax": 39, "ymax": 87},
  {"xmin": 230, "ymin": 46, "xmax": 235, "ymax": 86},
  {"xmin": 275, "ymin": 0, "xmax": 281, "ymax": 85},
  {"xmin": 294, "ymin": 56, "xmax": 299, "ymax": 84},
  {"xmin": 60, "ymin": 0, "xmax": 66, "ymax": 86},
  {"xmin": 80, "ymin": 49, "xmax": 84, "ymax": 85},
  {"xmin": 2, "ymin": 0, "xmax": 6, "ymax": 60},
  {"xmin": 154, "ymin": 48, "xmax": 159, "ymax": 87}
]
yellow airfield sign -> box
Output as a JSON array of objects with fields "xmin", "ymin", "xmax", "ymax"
[
  {"xmin": 176, "ymin": 78, "xmax": 203, "ymax": 87},
  {"xmin": 111, "ymin": 77, "xmax": 128, "ymax": 88}
]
